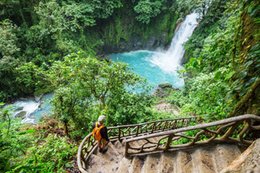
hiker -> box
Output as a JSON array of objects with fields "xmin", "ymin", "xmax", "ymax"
[{"xmin": 92, "ymin": 115, "xmax": 110, "ymax": 153}]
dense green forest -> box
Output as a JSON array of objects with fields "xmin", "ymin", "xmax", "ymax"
[{"xmin": 0, "ymin": 0, "xmax": 259, "ymax": 172}]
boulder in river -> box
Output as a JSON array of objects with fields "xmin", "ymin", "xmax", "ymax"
[
  {"xmin": 15, "ymin": 111, "xmax": 27, "ymax": 119},
  {"xmin": 158, "ymin": 83, "xmax": 173, "ymax": 89},
  {"xmin": 154, "ymin": 83, "xmax": 176, "ymax": 98}
]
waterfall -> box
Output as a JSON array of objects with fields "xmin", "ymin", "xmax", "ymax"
[{"xmin": 149, "ymin": 13, "xmax": 200, "ymax": 73}]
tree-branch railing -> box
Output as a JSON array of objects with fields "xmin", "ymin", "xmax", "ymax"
[
  {"xmin": 125, "ymin": 114, "xmax": 260, "ymax": 157},
  {"xmin": 77, "ymin": 117, "xmax": 197, "ymax": 173}
]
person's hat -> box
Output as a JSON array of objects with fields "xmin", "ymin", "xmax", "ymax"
[{"xmin": 98, "ymin": 115, "xmax": 106, "ymax": 123}]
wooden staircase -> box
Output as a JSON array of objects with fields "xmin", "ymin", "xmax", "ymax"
[{"xmin": 77, "ymin": 114, "xmax": 260, "ymax": 173}]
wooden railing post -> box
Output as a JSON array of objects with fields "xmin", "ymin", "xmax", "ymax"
[
  {"xmin": 239, "ymin": 119, "xmax": 250, "ymax": 144},
  {"xmin": 151, "ymin": 122, "xmax": 156, "ymax": 133},
  {"xmin": 182, "ymin": 119, "xmax": 185, "ymax": 126},
  {"xmin": 136, "ymin": 125, "xmax": 139, "ymax": 137},
  {"xmin": 118, "ymin": 127, "xmax": 121, "ymax": 141},
  {"xmin": 165, "ymin": 134, "xmax": 174, "ymax": 151},
  {"xmin": 163, "ymin": 121, "xmax": 168, "ymax": 131},
  {"xmin": 125, "ymin": 142, "xmax": 130, "ymax": 158},
  {"xmin": 184, "ymin": 119, "xmax": 188, "ymax": 126}
]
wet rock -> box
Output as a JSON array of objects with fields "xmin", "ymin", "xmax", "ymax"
[
  {"xmin": 35, "ymin": 94, "xmax": 43, "ymax": 102},
  {"xmin": 154, "ymin": 83, "xmax": 174, "ymax": 98},
  {"xmin": 14, "ymin": 106, "xmax": 23, "ymax": 111},
  {"xmin": 158, "ymin": 83, "xmax": 173, "ymax": 89},
  {"xmin": 15, "ymin": 111, "xmax": 27, "ymax": 118}
]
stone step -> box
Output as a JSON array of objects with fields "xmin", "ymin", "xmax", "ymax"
[
  {"xmin": 148, "ymin": 137, "xmax": 158, "ymax": 143},
  {"xmin": 114, "ymin": 140, "xmax": 125, "ymax": 154},
  {"xmin": 136, "ymin": 139, "xmax": 147, "ymax": 146},
  {"xmin": 86, "ymin": 139, "xmax": 245, "ymax": 173},
  {"xmin": 176, "ymin": 151, "xmax": 193, "ymax": 173},
  {"xmin": 91, "ymin": 143, "xmax": 122, "ymax": 173},
  {"xmin": 114, "ymin": 140, "xmax": 123, "ymax": 149},
  {"xmin": 87, "ymin": 154, "xmax": 111, "ymax": 173},
  {"xmin": 129, "ymin": 156, "xmax": 144, "ymax": 173},
  {"xmin": 141, "ymin": 154, "xmax": 160, "ymax": 173},
  {"xmin": 212, "ymin": 144, "xmax": 241, "ymax": 172},
  {"xmin": 108, "ymin": 142, "xmax": 121, "ymax": 156},
  {"xmin": 192, "ymin": 148, "xmax": 216, "ymax": 173},
  {"xmin": 95, "ymin": 145, "xmax": 119, "ymax": 161},
  {"xmin": 158, "ymin": 153, "xmax": 176, "ymax": 173},
  {"xmin": 116, "ymin": 157, "xmax": 131, "ymax": 173}
]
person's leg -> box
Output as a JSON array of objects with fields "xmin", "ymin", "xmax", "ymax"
[
  {"xmin": 101, "ymin": 139, "xmax": 108, "ymax": 153},
  {"xmin": 98, "ymin": 140, "xmax": 103, "ymax": 152},
  {"xmin": 102, "ymin": 146, "xmax": 108, "ymax": 153}
]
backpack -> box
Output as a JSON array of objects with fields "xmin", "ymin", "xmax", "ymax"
[{"xmin": 92, "ymin": 122, "xmax": 104, "ymax": 141}]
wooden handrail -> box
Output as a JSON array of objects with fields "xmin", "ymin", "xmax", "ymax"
[
  {"xmin": 77, "ymin": 116, "xmax": 197, "ymax": 172},
  {"xmin": 126, "ymin": 114, "xmax": 259, "ymax": 141},
  {"xmin": 125, "ymin": 114, "xmax": 260, "ymax": 157},
  {"xmin": 107, "ymin": 117, "xmax": 196, "ymax": 129},
  {"xmin": 77, "ymin": 134, "xmax": 92, "ymax": 173}
]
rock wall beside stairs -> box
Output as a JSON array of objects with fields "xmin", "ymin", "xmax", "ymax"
[{"xmin": 220, "ymin": 138, "xmax": 260, "ymax": 173}]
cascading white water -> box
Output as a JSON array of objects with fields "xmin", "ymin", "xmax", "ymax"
[
  {"xmin": 149, "ymin": 13, "xmax": 200, "ymax": 73},
  {"xmin": 8, "ymin": 93, "xmax": 53, "ymax": 124},
  {"xmin": 12, "ymin": 100, "xmax": 40, "ymax": 124}
]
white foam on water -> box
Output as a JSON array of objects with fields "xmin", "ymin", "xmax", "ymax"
[{"xmin": 13, "ymin": 99, "xmax": 40, "ymax": 124}]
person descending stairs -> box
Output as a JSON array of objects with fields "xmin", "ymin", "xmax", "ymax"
[
  {"xmin": 78, "ymin": 114, "xmax": 260, "ymax": 173},
  {"xmin": 92, "ymin": 115, "xmax": 110, "ymax": 154}
]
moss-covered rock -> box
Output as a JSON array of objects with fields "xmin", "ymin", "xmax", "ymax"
[{"xmin": 87, "ymin": 8, "xmax": 180, "ymax": 54}]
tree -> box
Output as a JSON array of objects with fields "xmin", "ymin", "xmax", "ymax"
[
  {"xmin": 0, "ymin": 20, "xmax": 20, "ymax": 101},
  {"xmin": 50, "ymin": 52, "xmax": 152, "ymax": 132},
  {"xmin": 90, "ymin": 0, "xmax": 123, "ymax": 19},
  {"xmin": 134, "ymin": 0, "xmax": 163, "ymax": 24},
  {"xmin": 0, "ymin": 19, "xmax": 20, "ymax": 58}
]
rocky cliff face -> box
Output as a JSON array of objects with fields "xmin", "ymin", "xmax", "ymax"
[
  {"xmin": 220, "ymin": 139, "xmax": 260, "ymax": 173},
  {"xmin": 93, "ymin": 11, "xmax": 180, "ymax": 54},
  {"xmin": 102, "ymin": 34, "xmax": 168, "ymax": 53}
]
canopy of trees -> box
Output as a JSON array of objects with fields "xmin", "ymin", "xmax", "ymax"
[{"xmin": 0, "ymin": 0, "xmax": 259, "ymax": 172}]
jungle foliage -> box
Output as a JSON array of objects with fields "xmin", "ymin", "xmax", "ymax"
[
  {"xmin": 49, "ymin": 52, "xmax": 153, "ymax": 136},
  {"xmin": 0, "ymin": 0, "xmax": 207, "ymax": 102},
  {"xmin": 0, "ymin": 0, "xmax": 259, "ymax": 172},
  {"xmin": 0, "ymin": 106, "xmax": 77, "ymax": 173},
  {"xmin": 169, "ymin": 0, "xmax": 260, "ymax": 120}
]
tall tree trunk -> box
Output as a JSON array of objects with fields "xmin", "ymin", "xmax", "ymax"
[
  {"xmin": 18, "ymin": 0, "xmax": 27, "ymax": 26},
  {"xmin": 64, "ymin": 121, "xmax": 69, "ymax": 137}
]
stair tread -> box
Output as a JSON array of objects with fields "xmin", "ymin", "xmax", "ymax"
[
  {"xmin": 87, "ymin": 154, "xmax": 112, "ymax": 173},
  {"xmin": 116, "ymin": 157, "xmax": 131, "ymax": 173},
  {"xmin": 129, "ymin": 156, "xmax": 144, "ymax": 173},
  {"xmin": 212, "ymin": 144, "xmax": 241, "ymax": 172},
  {"xmin": 158, "ymin": 153, "xmax": 175, "ymax": 173},
  {"xmin": 114, "ymin": 140, "xmax": 123, "ymax": 148},
  {"xmin": 88, "ymin": 143, "xmax": 122, "ymax": 173},
  {"xmin": 176, "ymin": 151, "xmax": 193, "ymax": 173},
  {"xmin": 192, "ymin": 148, "xmax": 216, "ymax": 173},
  {"xmin": 87, "ymin": 139, "xmax": 243, "ymax": 173},
  {"xmin": 108, "ymin": 142, "xmax": 121, "ymax": 155},
  {"xmin": 141, "ymin": 154, "xmax": 160, "ymax": 173}
]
